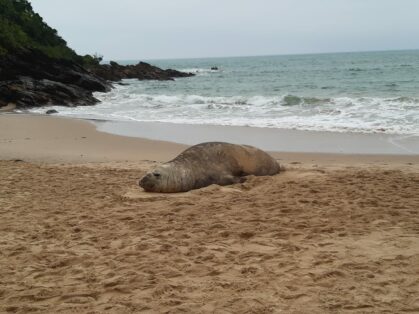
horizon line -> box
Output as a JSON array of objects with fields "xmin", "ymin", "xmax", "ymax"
[{"xmin": 103, "ymin": 48, "xmax": 419, "ymax": 63}]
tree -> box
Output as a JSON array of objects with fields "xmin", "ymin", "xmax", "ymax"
[{"xmin": 0, "ymin": 0, "xmax": 78, "ymax": 60}]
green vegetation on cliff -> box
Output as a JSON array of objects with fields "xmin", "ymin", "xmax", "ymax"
[
  {"xmin": 0, "ymin": 0, "xmax": 192, "ymax": 109},
  {"xmin": 0, "ymin": 0, "xmax": 97, "ymax": 63}
]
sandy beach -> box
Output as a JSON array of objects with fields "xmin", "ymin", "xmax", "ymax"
[{"xmin": 1, "ymin": 114, "xmax": 419, "ymax": 313}]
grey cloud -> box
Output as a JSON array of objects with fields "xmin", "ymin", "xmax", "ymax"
[{"xmin": 31, "ymin": 0, "xmax": 419, "ymax": 60}]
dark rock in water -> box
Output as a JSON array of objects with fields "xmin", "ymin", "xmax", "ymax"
[
  {"xmin": 87, "ymin": 61, "xmax": 195, "ymax": 82},
  {"xmin": 211, "ymin": 66, "xmax": 219, "ymax": 71},
  {"xmin": 46, "ymin": 109, "xmax": 58, "ymax": 114}
]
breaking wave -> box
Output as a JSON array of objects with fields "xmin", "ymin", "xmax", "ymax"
[{"xmin": 29, "ymin": 87, "xmax": 419, "ymax": 135}]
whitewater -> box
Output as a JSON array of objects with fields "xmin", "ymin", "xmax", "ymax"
[{"xmin": 30, "ymin": 50, "xmax": 419, "ymax": 135}]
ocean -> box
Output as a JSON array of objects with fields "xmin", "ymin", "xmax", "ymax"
[{"xmin": 30, "ymin": 50, "xmax": 419, "ymax": 135}]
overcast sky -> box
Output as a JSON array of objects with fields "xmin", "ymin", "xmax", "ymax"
[{"xmin": 31, "ymin": 0, "xmax": 419, "ymax": 60}]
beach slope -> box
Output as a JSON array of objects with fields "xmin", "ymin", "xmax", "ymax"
[{"xmin": 0, "ymin": 114, "xmax": 418, "ymax": 313}]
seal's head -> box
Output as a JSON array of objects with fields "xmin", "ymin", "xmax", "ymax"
[
  {"xmin": 139, "ymin": 166, "xmax": 166, "ymax": 192},
  {"xmin": 139, "ymin": 164, "xmax": 182, "ymax": 193}
]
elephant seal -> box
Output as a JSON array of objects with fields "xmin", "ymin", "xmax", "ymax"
[{"xmin": 139, "ymin": 142, "xmax": 280, "ymax": 193}]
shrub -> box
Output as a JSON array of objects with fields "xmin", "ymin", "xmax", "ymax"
[{"xmin": 0, "ymin": 0, "xmax": 100, "ymax": 64}]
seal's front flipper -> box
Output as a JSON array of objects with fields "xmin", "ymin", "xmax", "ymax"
[
  {"xmin": 238, "ymin": 176, "xmax": 247, "ymax": 183},
  {"xmin": 219, "ymin": 175, "xmax": 242, "ymax": 186}
]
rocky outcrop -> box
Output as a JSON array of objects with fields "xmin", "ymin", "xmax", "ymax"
[
  {"xmin": 0, "ymin": 49, "xmax": 110, "ymax": 92},
  {"xmin": 0, "ymin": 78, "xmax": 101, "ymax": 108},
  {"xmin": 0, "ymin": 0, "xmax": 194, "ymax": 109},
  {"xmin": 0, "ymin": 50, "xmax": 194, "ymax": 109},
  {"xmin": 88, "ymin": 61, "xmax": 194, "ymax": 82},
  {"xmin": 0, "ymin": 49, "xmax": 111, "ymax": 108}
]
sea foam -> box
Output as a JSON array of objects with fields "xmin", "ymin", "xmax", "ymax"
[
  {"xmin": 29, "ymin": 88, "xmax": 419, "ymax": 135},
  {"xmin": 28, "ymin": 51, "xmax": 419, "ymax": 135}
]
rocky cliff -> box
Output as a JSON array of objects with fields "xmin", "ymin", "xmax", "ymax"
[
  {"xmin": 0, "ymin": 0, "xmax": 193, "ymax": 109},
  {"xmin": 0, "ymin": 49, "xmax": 193, "ymax": 109},
  {"xmin": 0, "ymin": 49, "xmax": 110, "ymax": 108}
]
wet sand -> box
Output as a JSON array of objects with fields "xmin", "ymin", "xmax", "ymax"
[
  {"xmin": 96, "ymin": 120, "xmax": 419, "ymax": 155},
  {"xmin": 1, "ymin": 114, "xmax": 419, "ymax": 313},
  {"xmin": 1, "ymin": 114, "xmax": 418, "ymax": 165}
]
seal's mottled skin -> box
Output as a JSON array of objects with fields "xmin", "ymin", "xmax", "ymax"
[{"xmin": 139, "ymin": 142, "xmax": 280, "ymax": 193}]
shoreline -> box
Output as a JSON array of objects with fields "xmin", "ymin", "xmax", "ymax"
[
  {"xmin": 0, "ymin": 113, "xmax": 418, "ymax": 166},
  {"xmin": 1, "ymin": 113, "xmax": 419, "ymax": 312},
  {"xmin": 0, "ymin": 113, "xmax": 187, "ymax": 164},
  {"xmin": 95, "ymin": 119, "xmax": 419, "ymax": 155}
]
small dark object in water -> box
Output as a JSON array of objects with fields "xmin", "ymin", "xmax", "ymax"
[
  {"xmin": 211, "ymin": 66, "xmax": 219, "ymax": 71},
  {"xmin": 46, "ymin": 109, "xmax": 58, "ymax": 114}
]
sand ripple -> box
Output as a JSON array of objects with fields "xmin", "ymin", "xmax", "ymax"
[{"xmin": 0, "ymin": 161, "xmax": 419, "ymax": 313}]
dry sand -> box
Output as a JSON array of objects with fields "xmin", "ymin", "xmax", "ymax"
[{"xmin": 1, "ymin": 114, "xmax": 419, "ymax": 313}]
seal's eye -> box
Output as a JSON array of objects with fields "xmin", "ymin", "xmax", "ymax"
[{"xmin": 153, "ymin": 172, "xmax": 161, "ymax": 177}]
